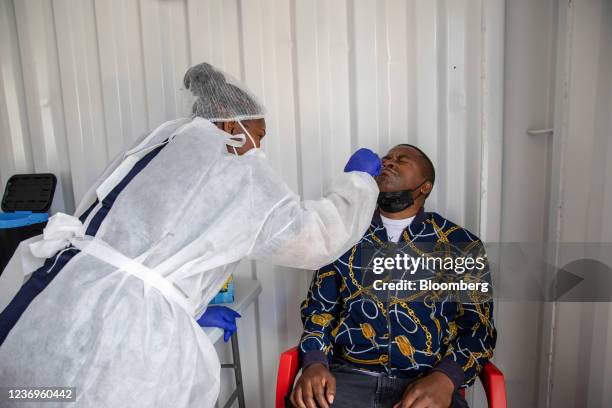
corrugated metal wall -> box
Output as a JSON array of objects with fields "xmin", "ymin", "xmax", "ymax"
[
  {"xmin": 0, "ymin": 1, "xmax": 504, "ymax": 407},
  {"xmin": 546, "ymin": 0, "xmax": 612, "ymax": 406}
]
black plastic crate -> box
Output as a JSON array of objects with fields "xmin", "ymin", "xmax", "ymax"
[{"xmin": 0, "ymin": 174, "xmax": 56, "ymax": 276}]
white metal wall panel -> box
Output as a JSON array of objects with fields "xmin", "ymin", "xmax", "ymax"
[
  {"xmin": 0, "ymin": 1, "xmax": 504, "ymax": 407},
  {"xmin": 547, "ymin": 0, "xmax": 612, "ymax": 406}
]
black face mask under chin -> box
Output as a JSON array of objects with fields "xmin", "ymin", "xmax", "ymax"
[{"xmin": 377, "ymin": 181, "xmax": 426, "ymax": 213}]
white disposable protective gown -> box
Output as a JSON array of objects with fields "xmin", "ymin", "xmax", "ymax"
[{"xmin": 0, "ymin": 117, "xmax": 378, "ymax": 407}]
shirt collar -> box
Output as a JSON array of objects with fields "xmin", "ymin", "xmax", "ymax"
[
  {"xmin": 372, "ymin": 206, "xmax": 428, "ymax": 229},
  {"xmin": 369, "ymin": 207, "xmax": 429, "ymax": 243}
]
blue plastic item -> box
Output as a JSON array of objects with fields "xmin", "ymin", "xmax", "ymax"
[
  {"xmin": 210, "ymin": 278, "xmax": 235, "ymax": 304},
  {"xmin": 0, "ymin": 211, "xmax": 49, "ymax": 229},
  {"xmin": 0, "ymin": 211, "xmax": 50, "ymax": 276}
]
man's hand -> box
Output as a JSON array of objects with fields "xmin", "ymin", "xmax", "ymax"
[
  {"xmin": 290, "ymin": 363, "xmax": 336, "ymax": 408},
  {"xmin": 393, "ymin": 371, "xmax": 455, "ymax": 408}
]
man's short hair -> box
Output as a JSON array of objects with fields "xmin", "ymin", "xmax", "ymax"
[{"xmin": 398, "ymin": 144, "xmax": 436, "ymax": 185}]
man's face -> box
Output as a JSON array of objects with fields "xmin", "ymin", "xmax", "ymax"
[
  {"xmin": 223, "ymin": 118, "xmax": 266, "ymax": 155},
  {"xmin": 376, "ymin": 145, "xmax": 427, "ymax": 192}
]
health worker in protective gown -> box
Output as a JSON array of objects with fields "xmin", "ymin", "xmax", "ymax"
[{"xmin": 0, "ymin": 62, "xmax": 381, "ymax": 407}]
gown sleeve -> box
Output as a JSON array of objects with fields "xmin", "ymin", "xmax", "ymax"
[{"xmin": 248, "ymin": 170, "xmax": 379, "ymax": 270}]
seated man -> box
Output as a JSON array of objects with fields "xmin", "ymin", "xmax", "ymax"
[{"xmin": 290, "ymin": 144, "xmax": 496, "ymax": 408}]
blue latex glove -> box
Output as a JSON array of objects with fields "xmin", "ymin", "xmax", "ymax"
[
  {"xmin": 344, "ymin": 148, "xmax": 382, "ymax": 177},
  {"xmin": 197, "ymin": 306, "xmax": 241, "ymax": 342}
]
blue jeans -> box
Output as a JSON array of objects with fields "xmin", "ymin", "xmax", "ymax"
[{"xmin": 288, "ymin": 363, "xmax": 469, "ymax": 408}]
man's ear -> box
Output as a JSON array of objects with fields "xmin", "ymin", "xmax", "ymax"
[{"xmin": 421, "ymin": 181, "xmax": 433, "ymax": 196}]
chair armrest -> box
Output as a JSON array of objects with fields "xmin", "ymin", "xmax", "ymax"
[
  {"xmin": 480, "ymin": 362, "xmax": 507, "ymax": 408},
  {"xmin": 276, "ymin": 347, "xmax": 300, "ymax": 408}
]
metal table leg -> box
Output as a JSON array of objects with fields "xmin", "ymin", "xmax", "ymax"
[{"xmin": 221, "ymin": 333, "xmax": 246, "ymax": 408}]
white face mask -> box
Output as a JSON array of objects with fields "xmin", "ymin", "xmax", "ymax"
[
  {"xmin": 224, "ymin": 133, "xmax": 246, "ymax": 155},
  {"xmin": 224, "ymin": 120, "xmax": 261, "ymax": 156}
]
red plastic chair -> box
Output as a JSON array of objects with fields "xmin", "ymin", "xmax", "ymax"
[{"xmin": 276, "ymin": 347, "xmax": 507, "ymax": 408}]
